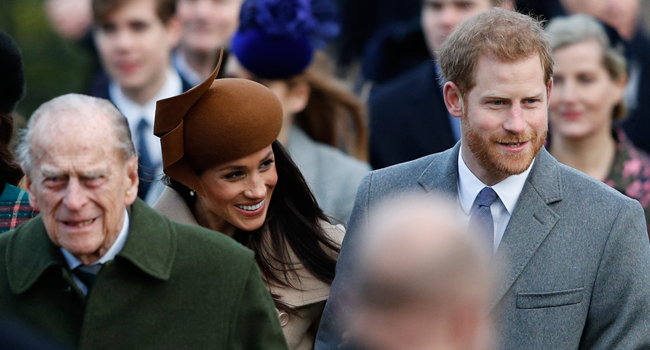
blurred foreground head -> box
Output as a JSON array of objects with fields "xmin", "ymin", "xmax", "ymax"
[{"xmin": 349, "ymin": 195, "xmax": 494, "ymax": 350}]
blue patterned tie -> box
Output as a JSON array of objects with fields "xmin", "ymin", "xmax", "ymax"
[
  {"xmin": 137, "ymin": 118, "xmax": 155, "ymax": 199},
  {"xmin": 469, "ymin": 187, "xmax": 499, "ymax": 247}
]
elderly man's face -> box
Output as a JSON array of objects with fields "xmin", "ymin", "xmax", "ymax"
[{"xmin": 26, "ymin": 115, "xmax": 138, "ymax": 265}]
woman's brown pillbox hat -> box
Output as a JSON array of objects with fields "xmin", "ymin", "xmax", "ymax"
[{"xmin": 154, "ymin": 49, "xmax": 283, "ymax": 195}]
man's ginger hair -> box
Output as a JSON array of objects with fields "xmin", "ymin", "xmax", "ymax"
[{"xmin": 437, "ymin": 7, "xmax": 553, "ymax": 98}]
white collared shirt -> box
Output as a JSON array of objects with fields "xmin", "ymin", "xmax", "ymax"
[
  {"xmin": 61, "ymin": 209, "xmax": 130, "ymax": 294},
  {"xmin": 457, "ymin": 147, "xmax": 534, "ymax": 253},
  {"xmin": 109, "ymin": 67, "xmax": 183, "ymax": 168}
]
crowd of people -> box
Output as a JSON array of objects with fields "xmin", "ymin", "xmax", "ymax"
[{"xmin": 3, "ymin": 0, "xmax": 650, "ymax": 349}]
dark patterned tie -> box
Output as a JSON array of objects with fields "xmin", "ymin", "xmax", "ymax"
[
  {"xmin": 469, "ymin": 187, "xmax": 499, "ymax": 247},
  {"xmin": 137, "ymin": 118, "xmax": 155, "ymax": 199},
  {"xmin": 73, "ymin": 264, "xmax": 102, "ymax": 290}
]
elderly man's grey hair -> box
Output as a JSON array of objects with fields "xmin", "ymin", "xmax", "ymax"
[{"xmin": 16, "ymin": 93, "xmax": 136, "ymax": 176}]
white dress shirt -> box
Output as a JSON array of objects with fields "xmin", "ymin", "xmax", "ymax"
[
  {"xmin": 61, "ymin": 209, "xmax": 130, "ymax": 294},
  {"xmin": 457, "ymin": 148, "xmax": 534, "ymax": 253}
]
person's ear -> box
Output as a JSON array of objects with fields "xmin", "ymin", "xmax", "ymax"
[
  {"xmin": 165, "ymin": 15, "xmax": 183, "ymax": 49},
  {"xmin": 546, "ymin": 78, "xmax": 553, "ymax": 108},
  {"xmin": 124, "ymin": 157, "xmax": 139, "ymax": 205},
  {"xmin": 285, "ymin": 82, "xmax": 311, "ymax": 115},
  {"xmin": 23, "ymin": 172, "xmax": 40, "ymax": 211},
  {"xmin": 612, "ymin": 74, "xmax": 628, "ymax": 105},
  {"xmin": 444, "ymin": 81, "xmax": 463, "ymax": 118}
]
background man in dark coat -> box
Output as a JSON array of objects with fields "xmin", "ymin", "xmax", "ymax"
[
  {"xmin": 0, "ymin": 94, "xmax": 288, "ymax": 350},
  {"xmin": 317, "ymin": 8, "xmax": 650, "ymax": 350},
  {"xmin": 368, "ymin": 0, "xmax": 512, "ymax": 170}
]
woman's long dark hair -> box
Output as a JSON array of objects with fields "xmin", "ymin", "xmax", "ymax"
[
  {"xmin": 0, "ymin": 112, "xmax": 23, "ymax": 186},
  {"xmin": 166, "ymin": 140, "xmax": 340, "ymax": 310}
]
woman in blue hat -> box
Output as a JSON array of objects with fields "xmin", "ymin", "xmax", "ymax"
[{"xmin": 226, "ymin": 0, "xmax": 371, "ymax": 225}]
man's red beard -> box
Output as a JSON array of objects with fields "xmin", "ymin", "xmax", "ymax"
[{"xmin": 462, "ymin": 115, "xmax": 547, "ymax": 180}]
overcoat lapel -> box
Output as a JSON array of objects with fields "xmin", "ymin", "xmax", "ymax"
[
  {"xmin": 416, "ymin": 145, "xmax": 563, "ymax": 310},
  {"xmin": 6, "ymin": 215, "xmax": 66, "ymax": 294},
  {"xmin": 492, "ymin": 149, "xmax": 562, "ymax": 308},
  {"xmin": 418, "ymin": 143, "xmax": 460, "ymax": 196}
]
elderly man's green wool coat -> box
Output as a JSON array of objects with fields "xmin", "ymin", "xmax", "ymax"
[{"xmin": 0, "ymin": 198, "xmax": 289, "ymax": 350}]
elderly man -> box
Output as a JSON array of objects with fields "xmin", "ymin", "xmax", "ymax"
[
  {"xmin": 316, "ymin": 8, "xmax": 650, "ymax": 350},
  {"xmin": 0, "ymin": 94, "xmax": 288, "ymax": 350},
  {"xmin": 348, "ymin": 196, "xmax": 493, "ymax": 350}
]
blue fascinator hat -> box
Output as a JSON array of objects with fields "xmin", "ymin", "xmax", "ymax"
[{"xmin": 231, "ymin": 0, "xmax": 340, "ymax": 80}]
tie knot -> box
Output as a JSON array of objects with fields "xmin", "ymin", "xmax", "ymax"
[
  {"xmin": 476, "ymin": 187, "xmax": 498, "ymax": 207},
  {"xmin": 76, "ymin": 264, "xmax": 102, "ymax": 275},
  {"xmin": 73, "ymin": 264, "xmax": 102, "ymax": 290},
  {"xmin": 137, "ymin": 118, "xmax": 150, "ymax": 133}
]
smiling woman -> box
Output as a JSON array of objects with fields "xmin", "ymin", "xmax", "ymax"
[
  {"xmin": 152, "ymin": 50, "xmax": 343, "ymax": 350},
  {"xmin": 546, "ymin": 14, "xmax": 650, "ymax": 232}
]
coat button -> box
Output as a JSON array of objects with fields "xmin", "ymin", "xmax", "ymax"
[{"xmin": 277, "ymin": 310, "xmax": 289, "ymax": 327}]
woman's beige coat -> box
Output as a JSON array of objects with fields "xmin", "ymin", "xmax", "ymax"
[{"xmin": 153, "ymin": 187, "xmax": 344, "ymax": 350}]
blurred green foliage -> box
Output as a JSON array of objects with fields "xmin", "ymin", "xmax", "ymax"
[{"xmin": 0, "ymin": 0, "xmax": 93, "ymax": 120}]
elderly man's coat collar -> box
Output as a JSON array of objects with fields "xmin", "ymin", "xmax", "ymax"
[
  {"xmin": 7, "ymin": 199, "xmax": 176, "ymax": 294},
  {"xmin": 417, "ymin": 142, "xmax": 564, "ymax": 308}
]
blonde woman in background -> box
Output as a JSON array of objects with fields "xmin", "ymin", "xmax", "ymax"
[{"xmin": 546, "ymin": 14, "xmax": 650, "ymax": 232}]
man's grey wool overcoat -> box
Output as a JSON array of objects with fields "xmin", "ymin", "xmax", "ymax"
[{"xmin": 316, "ymin": 143, "xmax": 650, "ymax": 350}]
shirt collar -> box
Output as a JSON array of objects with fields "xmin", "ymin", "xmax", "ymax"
[
  {"xmin": 173, "ymin": 50, "xmax": 203, "ymax": 87},
  {"xmin": 109, "ymin": 67, "xmax": 183, "ymax": 127},
  {"xmin": 457, "ymin": 146, "xmax": 534, "ymax": 215},
  {"xmin": 61, "ymin": 209, "xmax": 130, "ymax": 269},
  {"xmin": 7, "ymin": 200, "xmax": 174, "ymax": 295}
]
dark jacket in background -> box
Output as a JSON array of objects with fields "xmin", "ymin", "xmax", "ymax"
[
  {"xmin": 0, "ymin": 315, "xmax": 69, "ymax": 350},
  {"xmin": 621, "ymin": 27, "xmax": 650, "ymax": 154},
  {"xmin": 333, "ymin": 0, "xmax": 421, "ymax": 69},
  {"xmin": 368, "ymin": 61, "xmax": 455, "ymax": 169}
]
